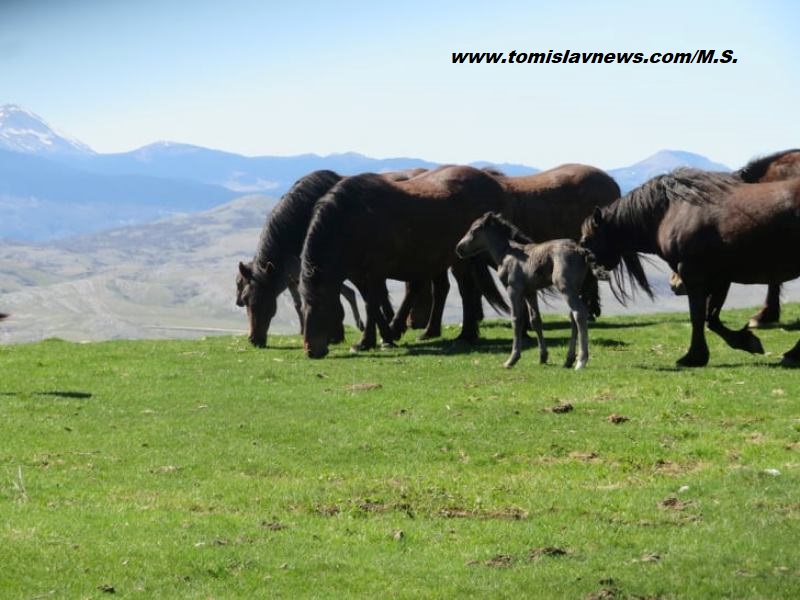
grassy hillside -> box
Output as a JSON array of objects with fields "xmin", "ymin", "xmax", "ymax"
[{"xmin": 2, "ymin": 306, "xmax": 800, "ymax": 598}]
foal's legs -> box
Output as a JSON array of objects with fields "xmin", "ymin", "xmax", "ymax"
[
  {"xmin": 526, "ymin": 292, "xmax": 548, "ymax": 364},
  {"xmin": 339, "ymin": 283, "xmax": 365, "ymax": 331},
  {"xmin": 749, "ymin": 284, "xmax": 782, "ymax": 329},
  {"xmin": 504, "ymin": 287, "xmax": 526, "ymax": 368},
  {"xmin": 706, "ymin": 282, "xmax": 764, "ymax": 354},
  {"xmin": 562, "ymin": 290, "xmax": 589, "ymax": 369}
]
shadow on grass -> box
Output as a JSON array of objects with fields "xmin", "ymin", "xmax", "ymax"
[
  {"xmin": 34, "ymin": 391, "xmax": 93, "ymax": 399},
  {"xmin": 479, "ymin": 319, "xmax": 658, "ymax": 332}
]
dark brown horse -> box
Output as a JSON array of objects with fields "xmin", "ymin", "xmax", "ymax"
[
  {"xmin": 669, "ymin": 149, "xmax": 800, "ymax": 328},
  {"xmin": 236, "ymin": 170, "xmax": 390, "ymax": 347},
  {"xmin": 581, "ymin": 168, "xmax": 800, "ymax": 367},
  {"xmin": 404, "ymin": 164, "xmax": 619, "ymax": 329},
  {"xmin": 300, "ymin": 165, "xmax": 508, "ymax": 358}
]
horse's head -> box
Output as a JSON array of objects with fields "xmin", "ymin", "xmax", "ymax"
[
  {"xmin": 236, "ymin": 260, "xmax": 279, "ymax": 347},
  {"xmin": 580, "ymin": 207, "xmax": 621, "ymax": 270},
  {"xmin": 455, "ymin": 212, "xmax": 495, "ymax": 258},
  {"xmin": 301, "ymin": 277, "xmax": 345, "ymax": 358}
]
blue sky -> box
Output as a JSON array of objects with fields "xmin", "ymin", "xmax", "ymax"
[{"xmin": 1, "ymin": 0, "xmax": 798, "ymax": 169}]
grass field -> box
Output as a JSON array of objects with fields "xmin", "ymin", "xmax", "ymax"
[{"xmin": 2, "ymin": 304, "xmax": 800, "ymax": 599}]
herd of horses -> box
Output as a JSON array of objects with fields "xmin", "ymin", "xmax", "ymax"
[{"xmin": 236, "ymin": 149, "xmax": 800, "ymax": 368}]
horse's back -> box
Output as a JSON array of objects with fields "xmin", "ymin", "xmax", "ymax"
[{"xmin": 504, "ymin": 164, "xmax": 619, "ymax": 240}]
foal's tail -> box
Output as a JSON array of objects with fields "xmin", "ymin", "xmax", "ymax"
[
  {"xmin": 469, "ymin": 256, "xmax": 510, "ymax": 315},
  {"xmin": 577, "ymin": 247, "xmax": 605, "ymax": 318}
]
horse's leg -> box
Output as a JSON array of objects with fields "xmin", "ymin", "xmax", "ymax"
[
  {"xmin": 676, "ymin": 288, "xmax": 710, "ymax": 367},
  {"xmin": 748, "ymin": 284, "xmax": 782, "ymax": 329},
  {"xmin": 781, "ymin": 340, "xmax": 800, "ymax": 367},
  {"xmin": 526, "ymin": 292, "xmax": 547, "ymax": 364},
  {"xmin": 340, "ymin": 283, "xmax": 365, "ymax": 331},
  {"xmin": 504, "ymin": 287, "xmax": 525, "ymax": 368},
  {"xmin": 350, "ymin": 281, "xmax": 389, "ymax": 352},
  {"xmin": 406, "ymin": 282, "xmax": 433, "ymax": 330},
  {"xmin": 388, "ymin": 280, "xmax": 423, "ymax": 341},
  {"xmin": 706, "ymin": 282, "xmax": 764, "ymax": 354},
  {"xmin": 287, "ymin": 280, "xmax": 304, "ymax": 335},
  {"xmin": 565, "ymin": 291, "xmax": 589, "ymax": 370},
  {"xmin": 420, "ymin": 271, "xmax": 450, "ymax": 340},
  {"xmin": 452, "ymin": 263, "xmax": 481, "ymax": 343}
]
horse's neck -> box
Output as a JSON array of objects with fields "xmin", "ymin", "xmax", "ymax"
[{"xmin": 482, "ymin": 229, "xmax": 516, "ymax": 265}]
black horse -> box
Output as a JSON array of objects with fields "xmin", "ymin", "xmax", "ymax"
[
  {"xmin": 669, "ymin": 149, "xmax": 800, "ymax": 328},
  {"xmin": 300, "ymin": 165, "xmax": 509, "ymax": 358},
  {"xmin": 581, "ymin": 168, "xmax": 800, "ymax": 367},
  {"xmin": 236, "ymin": 170, "xmax": 392, "ymax": 347}
]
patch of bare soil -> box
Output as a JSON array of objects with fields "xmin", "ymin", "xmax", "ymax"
[
  {"xmin": 551, "ymin": 403, "xmax": 574, "ymax": 414},
  {"xmin": 658, "ymin": 497, "xmax": 693, "ymax": 511},
  {"xmin": 345, "ymin": 382, "xmax": 382, "ymax": 392},
  {"xmin": 528, "ymin": 546, "xmax": 568, "ymax": 561},
  {"xmin": 468, "ymin": 554, "xmax": 515, "ymax": 568},
  {"xmin": 607, "ymin": 414, "xmax": 629, "ymax": 424},
  {"xmin": 440, "ymin": 506, "xmax": 528, "ymax": 520}
]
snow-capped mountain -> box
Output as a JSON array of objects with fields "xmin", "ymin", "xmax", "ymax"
[
  {"xmin": 0, "ymin": 104, "xmax": 94, "ymax": 157},
  {"xmin": 609, "ymin": 150, "xmax": 731, "ymax": 193}
]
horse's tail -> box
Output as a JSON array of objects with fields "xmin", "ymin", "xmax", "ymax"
[
  {"xmin": 0, "ymin": 313, "xmax": 7, "ymax": 321},
  {"xmin": 469, "ymin": 256, "xmax": 509, "ymax": 315}
]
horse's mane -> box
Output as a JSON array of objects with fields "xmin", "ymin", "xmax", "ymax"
[
  {"xmin": 735, "ymin": 149, "xmax": 800, "ymax": 183},
  {"xmin": 300, "ymin": 173, "xmax": 390, "ymax": 303},
  {"xmin": 253, "ymin": 169, "xmax": 342, "ymax": 275}
]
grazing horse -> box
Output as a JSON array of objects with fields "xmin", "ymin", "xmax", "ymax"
[
  {"xmin": 580, "ymin": 168, "xmax": 800, "ymax": 367},
  {"xmin": 236, "ymin": 170, "xmax": 379, "ymax": 347},
  {"xmin": 300, "ymin": 165, "xmax": 508, "ymax": 358},
  {"xmin": 456, "ymin": 213, "xmax": 600, "ymax": 369},
  {"xmin": 668, "ymin": 149, "xmax": 800, "ymax": 328}
]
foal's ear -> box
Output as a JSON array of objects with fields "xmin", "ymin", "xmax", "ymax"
[
  {"xmin": 239, "ymin": 261, "xmax": 254, "ymax": 281},
  {"xmin": 591, "ymin": 207, "xmax": 604, "ymax": 226}
]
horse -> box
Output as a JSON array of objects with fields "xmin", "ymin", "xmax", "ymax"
[
  {"xmin": 580, "ymin": 168, "xmax": 800, "ymax": 367},
  {"xmin": 403, "ymin": 164, "xmax": 619, "ymax": 329},
  {"xmin": 456, "ymin": 213, "xmax": 601, "ymax": 369},
  {"xmin": 236, "ymin": 170, "xmax": 383, "ymax": 347},
  {"xmin": 300, "ymin": 165, "xmax": 509, "ymax": 358},
  {"xmin": 667, "ymin": 149, "xmax": 800, "ymax": 328}
]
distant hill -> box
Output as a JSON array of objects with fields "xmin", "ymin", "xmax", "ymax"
[
  {"xmin": 0, "ymin": 148, "xmax": 239, "ymax": 240},
  {"xmin": 609, "ymin": 149, "xmax": 731, "ymax": 193}
]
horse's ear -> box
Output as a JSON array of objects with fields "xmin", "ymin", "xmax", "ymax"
[
  {"xmin": 265, "ymin": 261, "xmax": 275, "ymax": 275},
  {"xmin": 591, "ymin": 207, "xmax": 604, "ymax": 226},
  {"xmin": 239, "ymin": 261, "xmax": 253, "ymax": 281}
]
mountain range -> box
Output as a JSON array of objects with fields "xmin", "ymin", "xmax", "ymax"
[{"xmin": 0, "ymin": 103, "xmax": 731, "ymax": 241}]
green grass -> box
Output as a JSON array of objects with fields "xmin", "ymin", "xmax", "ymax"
[{"xmin": 2, "ymin": 304, "xmax": 800, "ymax": 599}]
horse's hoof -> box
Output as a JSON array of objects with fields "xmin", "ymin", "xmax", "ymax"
[
  {"xmin": 748, "ymin": 317, "xmax": 780, "ymax": 330},
  {"xmin": 350, "ymin": 342, "xmax": 375, "ymax": 353},
  {"xmin": 780, "ymin": 355, "xmax": 800, "ymax": 368},
  {"xmin": 380, "ymin": 341, "xmax": 397, "ymax": 350},
  {"xmin": 747, "ymin": 335, "xmax": 765, "ymax": 354},
  {"xmin": 574, "ymin": 359, "xmax": 587, "ymax": 370},
  {"xmin": 563, "ymin": 355, "xmax": 575, "ymax": 369},
  {"xmin": 418, "ymin": 330, "xmax": 441, "ymax": 341},
  {"xmin": 539, "ymin": 352, "xmax": 549, "ymax": 365},
  {"xmin": 503, "ymin": 360, "xmax": 516, "ymax": 369},
  {"xmin": 676, "ymin": 352, "xmax": 709, "ymax": 367}
]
